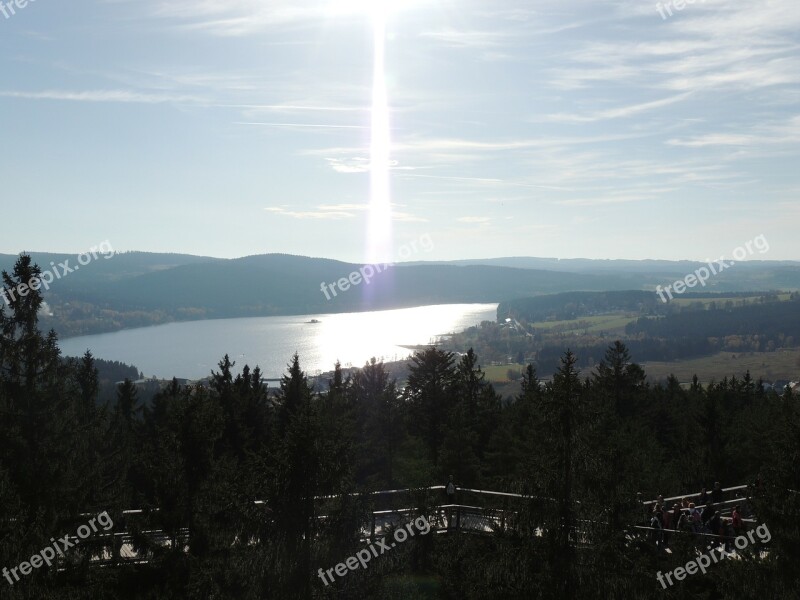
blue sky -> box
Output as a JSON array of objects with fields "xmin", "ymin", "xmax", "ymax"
[{"xmin": 0, "ymin": 0, "xmax": 798, "ymax": 262}]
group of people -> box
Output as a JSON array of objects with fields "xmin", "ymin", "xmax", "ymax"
[{"xmin": 647, "ymin": 482, "xmax": 746, "ymax": 551}]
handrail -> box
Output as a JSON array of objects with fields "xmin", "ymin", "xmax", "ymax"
[
  {"xmin": 79, "ymin": 483, "xmax": 760, "ymax": 522},
  {"xmin": 632, "ymin": 524, "xmax": 764, "ymax": 542},
  {"xmin": 642, "ymin": 485, "xmax": 749, "ymax": 507}
]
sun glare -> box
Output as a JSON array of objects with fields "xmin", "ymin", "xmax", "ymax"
[
  {"xmin": 367, "ymin": 0, "xmax": 393, "ymax": 265},
  {"xmin": 324, "ymin": 0, "xmax": 433, "ymax": 264}
]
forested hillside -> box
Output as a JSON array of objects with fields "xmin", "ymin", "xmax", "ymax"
[{"xmin": 3, "ymin": 250, "xmax": 799, "ymax": 339}]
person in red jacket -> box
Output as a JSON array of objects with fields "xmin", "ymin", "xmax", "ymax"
[{"xmin": 732, "ymin": 505, "xmax": 744, "ymax": 536}]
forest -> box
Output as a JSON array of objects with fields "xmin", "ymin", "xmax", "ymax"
[
  {"xmin": 1, "ymin": 255, "xmax": 799, "ymax": 599},
  {"xmin": 449, "ymin": 292, "xmax": 800, "ymax": 374}
]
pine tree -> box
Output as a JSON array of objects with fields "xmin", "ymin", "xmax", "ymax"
[
  {"xmin": 0, "ymin": 257, "xmax": 78, "ymax": 533},
  {"xmin": 594, "ymin": 340, "xmax": 646, "ymax": 417},
  {"xmin": 548, "ymin": 350, "xmax": 581, "ymax": 600},
  {"xmin": 404, "ymin": 347, "xmax": 456, "ymax": 466},
  {"xmin": 441, "ymin": 349, "xmax": 499, "ymax": 487},
  {"xmin": 271, "ymin": 355, "xmax": 322, "ymax": 599},
  {"xmin": 352, "ymin": 358, "xmax": 402, "ymax": 488}
]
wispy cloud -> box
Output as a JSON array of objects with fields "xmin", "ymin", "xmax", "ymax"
[
  {"xmin": 0, "ymin": 89, "xmax": 200, "ymax": 103},
  {"xmin": 264, "ymin": 206, "xmax": 355, "ymax": 220},
  {"xmin": 117, "ymin": 0, "xmax": 374, "ymax": 36},
  {"xmin": 264, "ymin": 203, "xmax": 426, "ymax": 222},
  {"xmin": 554, "ymin": 193, "xmax": 657, "ymax": 207},
  {"xmin": 540, "ymin": 93, "xmax": 692, "ymax": 123},
  {"xmin": 219, "ymin": 103, "xmax": 368, "ymax": 113},
  {"xmin": 667, "ymin": 115, "xmax": 800, "ymax": 147},
  {"xmin": 326, "ymin": 157, "xmax": 371, "ymax": 174},
  {"xmin": 235, "ymin": 121, "xmax": 367, "ymax": 129},
  {"xmin": 419, "ymin": 29, "xmax": 509, "ymax": 49},
  {"xmin": 399, "ymin": 173, "xmax": 575, "ymax": 191}
]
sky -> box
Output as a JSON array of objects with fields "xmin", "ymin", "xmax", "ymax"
[{"xmin": 0, "ymin": 0, "xmax": 798, "ymax": 263}]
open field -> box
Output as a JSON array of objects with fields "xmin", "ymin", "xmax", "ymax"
[
  {"xmin": 529, "ymin": 313, "xmax": 636, "ymax": 335},
  {"xmin": 526, "ymin": 294, "xmax": 794, "ymax": 336},
  {"xmin": 640, "ymin": 349, "xmax": 800, "ymax": 384},
  {"xmin": 483, "ymin": 348, "xmax": 800, "ymax": 387},
  {"xmin": 483, "ymin": 364, "xmax": 525, "ymax": 383}
]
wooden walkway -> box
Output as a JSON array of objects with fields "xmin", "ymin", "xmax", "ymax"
[{"xmin": 59, "ymin": 483, "xmax": 765, "ymax": 566}]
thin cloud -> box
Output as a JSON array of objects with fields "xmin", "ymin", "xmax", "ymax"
[
  {"xmin": 667, "ymin": 115, "xmax": 800, "ymax": 147},
  {"xmin": 265, "ymin": 206, "xmax": 355, "ymax": 220},
  {"xmin": 457, "ymin": 216, "xmax": 492, "ymax": 224},
  {"xmin": 265, "ymin": 204, "xmax": 426, "ymax": 223},
  {"xmin": 218, "ymin": 103, "xmax": 368, "ymax": 112},
  {"xmin": 0, "ymin": 89, "xmax": 200, "ymax": 103},
  {"xmin": 122, "ymin": 0, "xmax": 381, "ymax": 36},
  {"xmin": 540, "ymin": 93, "xmax": 692, "ymax": 123},
  {"xmin": 326, "ymin": 157, "xmax": 371, "ymax": 174},
  {"xmin": 235, "ymin": 121, "xmax": 367, "ymax": 129},
  {"xmin": 419, "ymin": 29, "xmax": 508, "ymax": 49},
  {"xmin": 399, "ymin": 173, "xmax": 575, "ymax": 191},
  {"xmin": 554, "ymin": 193, "xmax": 655, "ymax": 207}
]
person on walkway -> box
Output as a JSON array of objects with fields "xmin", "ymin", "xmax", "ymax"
[
  {"xmin": 446, "ymin": 475, "xmax": 456, "ymax": 500},
  {"xmin": 664, "ymin": 503, "xmax": 681, "ymax": 547},
  {"xmin": 723, "ymin": 518, "xmax": 736, "ymax": 552},
  {"xmin": 650, "ymin": 510, "xmax": 664, "ymax": 549},
  {"xmin": 677, "ymin": 508, "xmax": 692, "ymax": 532},
  {"xmin": 672, "ymin": 504, "xmax": 682, "ymax": 530},
  {"xmin": 709, "ymin": 510, "xmax": 722, "ymax": 537},
  {"xmin": 712, "ymin": 481, "xmax": 724, "ymax": 504},
  {"xmin": 689, "ymin": 502, "xmax": 703, "ymax": 533},
  {"xmin": 731, "ymin": 505, "xmax": 744, "ymax": 536},
  {"xmin": 689, "ymin": 503, "xmax": 702, "ymax": 533},
  {"xmin": 701, "ymin": 502, "xmax": 716, "ymax": 534},
  {"xmin": 445, "ymin": 475, "xmax": 457, "ymax": 529}
]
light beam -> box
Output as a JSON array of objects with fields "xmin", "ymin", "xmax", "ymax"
[{"xmin": 367, "ymin": 2, "xmax": 393, "ymax": 265}]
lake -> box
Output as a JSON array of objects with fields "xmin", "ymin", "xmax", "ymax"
[{"xmin": 58, "ymin": 303, "xmax": 499, "ymax": 380}]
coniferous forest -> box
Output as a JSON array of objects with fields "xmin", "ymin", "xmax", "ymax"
[{"xmin": 2, "ymin": 255, "xmax": 799, "ymax": 599}]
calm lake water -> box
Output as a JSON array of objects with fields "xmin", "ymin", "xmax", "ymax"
[{"xmin": 58, "ymin": 304, "xmax": 499, "ymax": 380}]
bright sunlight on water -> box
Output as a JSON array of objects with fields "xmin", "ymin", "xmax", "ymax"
[{"xmin": 58, "ymin": 304, "xmax": 498, "ymax": 380}]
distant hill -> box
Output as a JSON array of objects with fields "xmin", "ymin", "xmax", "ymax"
[
  {"xmin": 73, "ymin": 254, "xmax": 636, "ymax": 316},
  {"xmin": 0, "ymin": 251, "xmax": 221, "ymax": 286},
  {"xmin": 413, "ymin": 256, "xmax": 800, "ymax": 274},
  {"xmin": 1, "ymin": 251, "xmax": 798, "ymax": 338}
]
